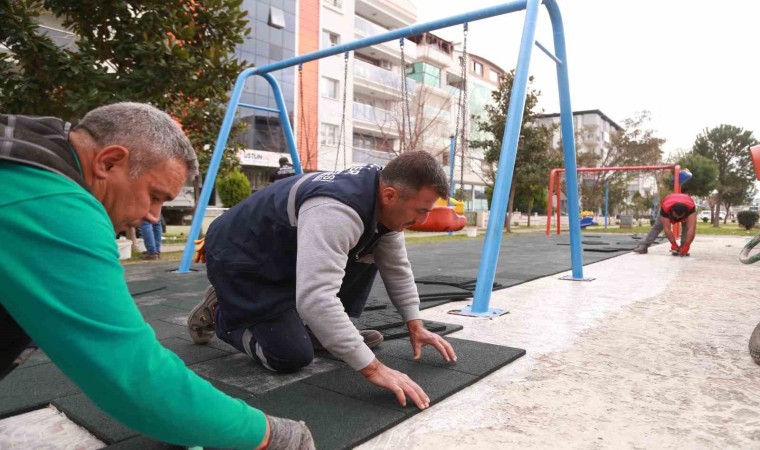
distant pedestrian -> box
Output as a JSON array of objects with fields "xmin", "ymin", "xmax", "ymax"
[
  {"xmin": 140, "ymin": 215, "xmax": 163, "ymax": 259},
  {"xmin": 268, "ymin": 157, "xmax": 296, "ymax": 183}
]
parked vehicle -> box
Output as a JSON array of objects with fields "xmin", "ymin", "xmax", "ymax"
[{"xmin": 699, "ymin": 210, "xmax": 726, "ymax": 221}]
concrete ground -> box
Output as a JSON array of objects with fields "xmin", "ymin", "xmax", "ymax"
[{"xmin": 358, "ymin": 235, "xmax": 760, "ymax": 449}]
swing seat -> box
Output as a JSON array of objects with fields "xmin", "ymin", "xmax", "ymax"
[{"xmin": 408, "ymin": 206, "xmax": 467, "ymax": 232}]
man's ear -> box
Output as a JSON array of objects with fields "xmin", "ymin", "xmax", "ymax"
[
  {"xmin": 379, "ymin": 185, "xmax": 399, "ymax": 206},
  {"xmin": 92, "ymin": 146, "xmax": 130, "ymax": 179}
]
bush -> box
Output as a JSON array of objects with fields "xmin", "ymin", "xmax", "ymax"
[
  {"xmin": 217, "ymin": 170, "xmax": 251, "ymax": 208},
  {"xmin": 737, "ymin": 210, "xmax": 759, "ymax": 231},
  {"xmin": 702, "ymin": 217, "xmax": 709, "ymax": 223}
]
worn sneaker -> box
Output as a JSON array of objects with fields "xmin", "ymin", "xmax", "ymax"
[
  {"xmin": 139, "ymin": 252, "xmax": 159, "ymax": 260},
  {"xmin": 307, "ymin": 327, "xmax": 384, "ymax": 351},
  {"xmin": 187, "ymin": 285, "xmax": 218, "ymax": 344},
  {"xmin": 633, "ymin": 245, "xmax": 648, "ymax": 254}
]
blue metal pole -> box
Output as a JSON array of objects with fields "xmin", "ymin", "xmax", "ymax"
[
  {"xmin": 468, "ymin": 0, "xmax": 542, "ymax": 314},
  {"xmin": 545, "ymin": 0, "xmax": 584, "ymax": 279},
  {"xmin": 604, "ymin": 182, "xmax": 609, "ymax": 228},
  {"xmin": 263, "ymin": 73, "xmax": 301, "ymax": 175},
  {"xmin": 178, "ymin": 73, "xmax": 249, "ymax": 273}
]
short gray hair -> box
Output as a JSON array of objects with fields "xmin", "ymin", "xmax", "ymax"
[
  {"xmin": 380, "ymin": 151, "xmax": 449, "ymax": 199},
  {"xmin": 75, "ymin": 102, "xmax": 199, "ymax": 178}
]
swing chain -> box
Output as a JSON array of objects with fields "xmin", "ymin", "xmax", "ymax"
[
  {"xmin": 335, "ymin": 51, "xmax": 350, "ymax": 170},
  {"xmin": 298, "ymin": 64, "xmax": 311, "ymax": 169},
  {"xmin": 399, "ymin": 38, "xmax": 413, "ymax": 153},
  {"xmin": 453, "ymin": 23, "xmax": 469, "ymax": 200}
]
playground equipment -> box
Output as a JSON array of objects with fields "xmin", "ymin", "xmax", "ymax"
[
  {"xmin": 546, "ymin": 165, "xmax": 686, "ymax": 237},
  {"xmin": 579, "ymin": 211, "xmax": 597, "ymax": 228},
  {"xmin": 179, "ymin": 0, "xmax": 583, "ymax": 317},
  {"xmin": 408, "ymin": 206, "xmax": 468, "ymax": 232},
  {"xmin": 745, "ymin": 144, "xmax": 760, "ymax": 364}
]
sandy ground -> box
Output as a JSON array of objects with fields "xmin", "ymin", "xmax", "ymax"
[{"xmin": 358, "ymin": 235, "xmax": 760, "ymax": 450}]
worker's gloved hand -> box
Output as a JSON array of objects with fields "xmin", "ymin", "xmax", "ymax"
[
  {"xmin": 267, "ymin": 415, "xmax": 315, "ymax": 450},
  {"xmin": 670, "ymin": 242, "xmax": 679, "ymax": 252},
  {"xmin": 679, "ymin": 242, "xmax": 691, "ymax": 256}
]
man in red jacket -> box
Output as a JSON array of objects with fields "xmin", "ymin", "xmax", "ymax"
[{"xmin": 633, "ymin": 192, "xmax": 697, "ymax": 256}]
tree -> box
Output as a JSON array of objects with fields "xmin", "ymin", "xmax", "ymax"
[
  {"xmin": 576, "ymin": 111, "xmax": 665, "ymax": 212},
  {"xmin": 0, "ymin": 0, "xmax": 250, "ymax": 179},
  {"xmin": 675, "ymin": 154, "xmax": 718, "ymax": 198},
  {"xmin": 217, "ymin": 169, "xmax": 251, "ymax": 208},
  {"xmin": 471, "ymin": 70, "xmax": 560, "ymax": 231},
  {"xmin": 692, "ymin": 124, "xmax": 758, "ymax": 227}
]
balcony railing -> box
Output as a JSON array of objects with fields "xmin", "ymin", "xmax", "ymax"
[
  {"xmin": 353, "ymin": 59, "xmax": 416, "ymax": 91},
  {"xmin": 353, "ymin": 102, "xmax": 392, "ymax": 125},
  {"xmin": 353, "ymin": 147, "xmax": 395, "ymax": 166},
  {"xmin": 354, "ymin": 15, "xmax": 417, "ymax": 57}
]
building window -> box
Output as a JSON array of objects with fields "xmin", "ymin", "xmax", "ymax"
[
  {"xmin": 473, "ymin": 61, "xmax": 483, "ymax": 76},
  {"xmin": 322, "ymin": 30, "xmax": 340, "ymax": 48},
  {"xmin": 488, "ymin": 69, "xmax": 499, "ymax": 83},
  {"xmin": 321, "ymin": 77, "xmax": 339, "ymax": 99},
  {"xmin": 407, "ymin": 62, "xmax": 441, "ymax": 88},
  {"xmin": 323, "ymin": 0, "xmax": 342, "ymax": 9},
  {"xmin": 320, "ymin": 123, "xmax": 338, "ymax": 145},
  {"xmin": 268, "ymin": 7, "xmax": 286, "ymax": 29}
]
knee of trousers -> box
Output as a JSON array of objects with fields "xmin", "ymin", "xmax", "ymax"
[{"xmin": 261, "ymin": 341, "xmax": 314, "ymax": 373}]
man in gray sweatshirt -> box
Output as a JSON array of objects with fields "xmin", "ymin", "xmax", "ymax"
[{"xmin": 188, "ymin": 151, "xmax": 457, "ymax": 409}]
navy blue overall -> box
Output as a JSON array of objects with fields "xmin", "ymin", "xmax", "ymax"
[{"xmin": 204, "ymin": 165, "xmax": 387, "ymax": 372}]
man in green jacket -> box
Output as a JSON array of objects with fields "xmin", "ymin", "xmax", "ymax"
[{"xmin": 0, "ymin": 103, "xmax": 312, "ymax": 449}]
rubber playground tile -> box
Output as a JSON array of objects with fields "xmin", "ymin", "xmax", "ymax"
[
  {"xmin": 0, "ymin": 362, "xmax": 80, "ymax": 418},
  {"xmin": 175, "ymin": 333, "xmax": 240, "ymax": 354},
  {"xmin": 416, "ymin": 283, "xmax": 473, "ymax": 298},
  {"xmin": 145, "ymin": 318, "xmax": 189, "ymax": 340},
  {"xmin": 302, "ymin": 356, "xmax": 478, "ymax": 413},
  {"xmin": 137, "ymin": 303, "xmax": 190, "ymax": 321},
  {"xmin": 16, "ymin": 349, "xmax": 51, "ymax": 369},
  {"xmin": 127, "ymin": 280, "xmax": 166, "ymax": 297},
  {"xmin": 354, "ymin": 308, "xmax": 405, "ymax": 330},
  {"xmin": 378, "ymin": 320, "xmax": 462, "ymax": 340},
  {"xmin": 375, "ymin": 337, "xmax": 526, "ymax": 377},
  {"xmin": 419, "ymin": 298, "xmax": 459, "ymax": 310},
  {"xmin": 52, "ymin": 393, "xmax": 139, "ymax": 444},
  {"xmin": 158, "ymin": 337, "xmax": 233, "ymax": 365},
  {"xmin": 189, "ymin": 353, "xmax": 342, "ymax": 395},
  {"xmin": 104, "ymin": 436, "xmax": 179, "ymax": 449},
  {"xmin": 248, "ymin": 382, "xmax": 405, "ymax": 450}
]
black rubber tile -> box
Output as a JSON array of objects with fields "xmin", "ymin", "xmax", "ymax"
[
  {"xmin": 379, "ymin": 320, "xmax": 462, "ymax": 340},
  {"xmin": 0, "ymin": 362, "xmax": 80, "ymax": 418},
  {"xmin": 416, "ymin": 283, "xmax": 473, "ymax": 298},
  {"xmin": 175, "ymin": 334, "xmax": 239, "ymax": 354},
  {"xmin": 146, "ymin": 318, "xmax": 188, "ymax": 340},
  {"xmin": 17, "ymin": 348, "xmax": 51, "ymax": 369},
  {"xmin": 303, "ymin": 357, "xmax": 478, "ymax": 413},
  {"xmin": 138, "ymin": 304, "xmax": 189, "ymax": 321},
  {"xmin": 158, "ymin": 337, "xmax": 232, "ymax": 365},
  {"xmin": 127, "ymin": 280, "xmax": 166, "ymax": 297},
  {"xmin": 105, "ymin": 435, "xmax": 181, "ymax": 449},
  {"xmin": 355, "ymin": 309, "xmax": 405, "ymax": 330},
  {"xmin": 248, "ymin": 382, "xmax": 405, "ymax": 450},
  {"xmin": 189, "ymin": 353, "xmax": 341, "ymax": 395},
  {"xmin": 53, "ymin": 393, "xmax": 138, "ymax": 443},
  {"xmin": 584, "ymin": 247, "xmax": 625, "ymax": 253},
  {"xmin": 419, "ymin": 298, "xmax": 458, "ymax": 311},
  {"xmin": 376, "ymin": 337, "xmax": 526, "ymax": 377}
]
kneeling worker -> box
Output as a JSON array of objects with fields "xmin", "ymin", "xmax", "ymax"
[
  {"xmin": 633, "ymin": 192, "xmax": 697, "ymax": 256},
  {"xmin": 189, "ymin": 151, "xmax": 458, "ymax": 409}
]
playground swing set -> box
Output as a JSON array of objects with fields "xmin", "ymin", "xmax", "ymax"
[
  {"xmin": 545, "ymin": 165, "xmax": 693, "ymax": 238},
  {"xmin": 179, "ymin": 0, "xmax": 590, "ymax": 317}
]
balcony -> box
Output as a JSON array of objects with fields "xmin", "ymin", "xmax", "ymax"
[
  {"xmin": 354, "ymin": 15, "xmax": 416, "ymax": 63},
  {"xmin": 353, "ymin": 102, "xmax": 398, "ymax": 136},
  {"xmin": 353, "ymin": 59, "xmax": 416, "ymax": 100},
  {"xmin": 355, "ymin": 0, "xmax": 417, "ymax": 29}
]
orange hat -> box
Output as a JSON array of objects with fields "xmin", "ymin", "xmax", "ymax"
[{"xmin": 751, "ymin": 145, "xmax": 760, "ymax": 181}]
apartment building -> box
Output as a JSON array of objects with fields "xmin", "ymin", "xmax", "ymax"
[{"xmin": 536, "ymin": 110, "xmax": 658, "ymax": 204}]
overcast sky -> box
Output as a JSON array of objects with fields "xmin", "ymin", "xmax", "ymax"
[{"xmin": 413, "ymin": 0, "xmax": 760, "ymax": 158}]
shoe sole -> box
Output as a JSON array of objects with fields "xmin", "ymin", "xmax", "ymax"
[{"xmin": 187, "ymin": 286, "xmax": 217, "ymax": 344}]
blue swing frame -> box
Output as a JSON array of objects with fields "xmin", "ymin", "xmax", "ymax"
[{"xmin": 177, "ymin": 0, "xmax": 585, "ymax": 317}]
